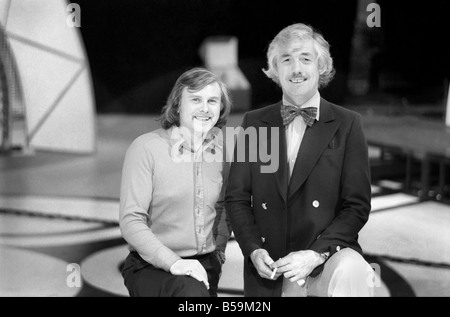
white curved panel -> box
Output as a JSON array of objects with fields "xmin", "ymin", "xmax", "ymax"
[
  {"xmin": 8, "ymin": 38, "xmax": 81, "ymax": 133},
  {"xmin": 5, "ymin": 0, "xmax": 84, "ymax": 59},
  {"xmin": 0, "ymin": 0, "xmax": 96, "ymax": 153},
  {"xmin": 0, "ymin": 1, "xmax": 11, "ymax": 26},
  {"xmin": 31, "ymin": 68, "xmax": 96, "ymax": 152}
]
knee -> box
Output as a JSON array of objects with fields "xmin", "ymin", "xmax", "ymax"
[
  {"xmin": 327, "ymin": 249, "xmax": 375, "ymax": 296},
  {"xmin": 164, "ymin": 276, "xmax": 210, "ymax": 297},
  {"xmin": 334, "ymin": 250, "xmax": 372, "ymax": 276}
]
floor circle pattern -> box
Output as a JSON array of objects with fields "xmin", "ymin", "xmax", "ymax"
[
  {"xmin": 0, "ymin": 246, "xmax": 80, "ymax": 297},
  {"xmin": 80, "ymin": 244, "xmax": 130, "ymax": 297}
]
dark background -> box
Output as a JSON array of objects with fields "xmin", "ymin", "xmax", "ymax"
[{"xmin": 73, "ymin": 0, "xmax": 449, "ymax": 114}]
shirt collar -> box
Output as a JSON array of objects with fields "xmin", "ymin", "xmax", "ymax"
[
  {"xmin": 168, "ymin": 126, "xmax": 222, "ymax": 154},
  {"xmin": 282, "ymin": 91, "xmax": 321, "ymax": 121}
]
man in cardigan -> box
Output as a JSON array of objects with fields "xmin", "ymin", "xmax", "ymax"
[{"xmin": 225, "ymin": 23, "xmax": 375, "ymax": 297}]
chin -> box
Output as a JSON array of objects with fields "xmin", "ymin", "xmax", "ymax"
[{"xmin": 193, "ymin": 126, "xmax": 212, "ymax": 134}]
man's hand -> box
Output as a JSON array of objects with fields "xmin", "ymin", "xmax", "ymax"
[
  {"xmin": 250, "ymin": 249, "xmax": 276, "ymax": 280},
  {"xmin": 270, "ymin": 250, "xmax": 324, "ymax": 283},
  {"xmin": 170, "ymin": 259, "xmax": 209, "ymax": 290}
]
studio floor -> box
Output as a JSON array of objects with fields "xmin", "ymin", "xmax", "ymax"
[{"xmin": 1, "ymin": 113, "xmax": 449, "ymax": 297}]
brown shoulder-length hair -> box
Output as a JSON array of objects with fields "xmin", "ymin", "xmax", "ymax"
[{"xmin": 159, "ymin": 67, "xmax": 232, "ymax": 129}]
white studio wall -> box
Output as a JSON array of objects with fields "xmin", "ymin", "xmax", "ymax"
[{"xmin": 0, "ymin": 0, "xmax": 96, "ymax": 153}]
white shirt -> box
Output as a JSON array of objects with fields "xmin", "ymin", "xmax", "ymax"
[
  {"xmin": 283, "ymin": 91, "xmax": 321, "ymax": 178},
  {"xmin": 282, "ymin": 91, "xmax": 321, "ymax": 296}
]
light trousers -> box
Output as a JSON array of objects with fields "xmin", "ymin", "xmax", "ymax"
[{"xmin": 282, "ymin": 248, "xmax": 376, "ymax": 297}]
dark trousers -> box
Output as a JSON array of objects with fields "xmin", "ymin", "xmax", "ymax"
[{"xmin": 122, "ymin": 251, "xmax": 222, "ymax": 297}]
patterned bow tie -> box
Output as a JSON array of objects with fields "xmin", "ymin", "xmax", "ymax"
[{"xmin": 281, "ymin": 104, "xmax": 317, "ymax": 127}]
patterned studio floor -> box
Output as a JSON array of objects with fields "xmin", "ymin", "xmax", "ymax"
[{"xmin": 1, "ymin": 114, "xmax": 449, "ymax": 297}]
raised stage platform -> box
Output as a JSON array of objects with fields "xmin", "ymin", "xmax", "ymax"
[{"xmin": 362, "ymin": 114, "xmax": 450, "ymax": 203}]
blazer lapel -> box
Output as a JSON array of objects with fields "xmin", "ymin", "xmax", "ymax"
[
  {"xmin": 288, "ymin": 99, "xmax": 341, "ymax": 198},
  {"xmin": 259, "ymin": 102, "xmax": 288, "ymax": 203}
]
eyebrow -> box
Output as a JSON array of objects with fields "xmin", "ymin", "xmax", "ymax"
[
  {"xmin": 281, "ymin": 50, "xmax": 315, "ymax": 57},
  {"xmin": 187, "ymin": 94, "xmax": 220, "ymax": 100}
]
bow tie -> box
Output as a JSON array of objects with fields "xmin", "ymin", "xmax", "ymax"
[{"xmin": 281, "ymin": 104, "xmax": 317, "ymax": 127}]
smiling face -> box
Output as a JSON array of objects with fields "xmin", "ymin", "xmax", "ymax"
[
  {"xmin": 275, "ymin": 39, "xmax": 320, "ymax": 106},
  {"xmin": 179, "ymin": 82, "xmax": 221, "ymax": 137}
]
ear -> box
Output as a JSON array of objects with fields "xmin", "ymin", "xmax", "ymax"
[
  {"xmin": 272, "ymin": 58, "xmax": 279, "ymax": 76},
  {"xmin": 317, "ymin": 56, "xmax": 327, "ymax": 75}
]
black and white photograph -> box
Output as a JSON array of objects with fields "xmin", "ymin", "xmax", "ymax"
[{"xmin": 0, "ymin": 0, "xmax": 449, "ymax": 299}]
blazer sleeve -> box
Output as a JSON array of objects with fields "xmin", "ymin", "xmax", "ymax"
[
  {"xmin": 224, "ymin": 113, "xmax": 263, "ymax": 259},
  {"xmin": 309, "ymin": 113, "xmax": 371, "ymax": 257}
]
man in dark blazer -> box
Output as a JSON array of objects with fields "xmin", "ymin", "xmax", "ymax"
[{"xmin": 225, "ymin": 23, "xmax": 375, "ymax": 297}]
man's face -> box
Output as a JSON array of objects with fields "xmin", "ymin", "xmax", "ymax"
[
  {"xmin": 179, "ymin": 82, "xmax": 221, "ymax": 136},
  {"xmin": 275, "ymin": 39, "xmax": 320, "ymax": 105}
]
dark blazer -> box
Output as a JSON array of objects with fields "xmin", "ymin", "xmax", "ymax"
[{"xmin": 225, "ymin": 98, "xmax": 371, "ymax": 297}]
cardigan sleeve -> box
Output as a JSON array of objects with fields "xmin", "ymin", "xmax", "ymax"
[{"xmin": 119, "ymin": 136, "xmax": 181, "ymax": 271}]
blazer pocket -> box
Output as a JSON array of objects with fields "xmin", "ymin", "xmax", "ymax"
[{"xmin": 322, "ymin": 148, "xmax": 344, "ymax": 156}]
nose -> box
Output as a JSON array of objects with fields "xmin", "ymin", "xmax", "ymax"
[
  {"xmin": 293, "ymin": 59, "xmax": 303, "ymax": 74},
  {"xmin": 200, "ymin": 100, "xmax": 209, "ymax": 112}
]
